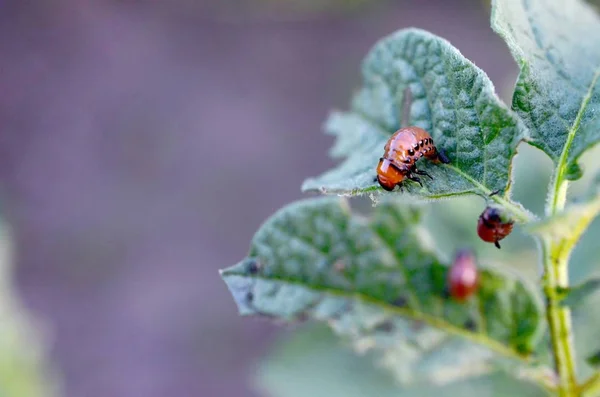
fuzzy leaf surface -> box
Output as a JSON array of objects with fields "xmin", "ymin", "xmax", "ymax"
[
  {"xmin": 492, "ymin": 0, "xmax": 600, "ymax": 177},
  {"xmin": 220, "ymin": 197, "xmax": 545, "ymax": 384},
  {"xmin": 302, "ymin": 28, "xmax": 527, "ymax": 199}
]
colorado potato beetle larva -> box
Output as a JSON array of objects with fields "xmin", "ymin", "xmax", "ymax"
[{"xmin": 376, "ymin": 126, "xmax": 450, "ymax": 191}]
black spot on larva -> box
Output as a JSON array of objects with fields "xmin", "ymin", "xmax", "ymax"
[
  {"xmin": 404, "ymin": 158, "xmax": 412, "ymax": 164},
  {"xmin": 419, "ymin": 140, "xmax": 424, "ymax": 147},
  {"xmin": 408, "ymin": 149, "xmax": 414, "ymax": 156},
  {"xmin": 464, "ymin": 318, "xmax": 477, "ymax": 331},
  {"xmin": 246, "ymin": 291, "xmax": 254, "ymax": 302},
  {"xmin": 392, "ymin": 296, "xmax": 408, "ymax": 307},
  {"xmin": 413, "ymin": 143, "xmax": 419, "ymax": 149}
]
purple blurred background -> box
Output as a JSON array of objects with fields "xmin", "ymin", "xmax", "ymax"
[{"xmin": 0, "ymin": 1, "xmax": 517, "ymax": 396}]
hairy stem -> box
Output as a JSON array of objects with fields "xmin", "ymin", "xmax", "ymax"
[
  {"xmin": 544, "ymin": 167, "xmax": 578, "ymax": 395},
  {"xmin": 541, "ymin": 237, "xmax": 578, "ymax": 396}
]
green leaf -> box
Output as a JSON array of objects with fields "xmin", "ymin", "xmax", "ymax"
[
  {"xmin": 301, "ymin": 28, "xmax": 527, "ymax": 201},
  {"xmin": 491, "ymin": 0, "xmax": 600, "ymax": 176},
  {"xmin": 220, "ymin": 197, "xmax": 546, "ymax": 385},
  {"xmin": 559, "ymin": 278, "xmax": 600, "ymax": 308},
  {"xmin": 0, "ymin": 221, "xmax": 60, "ymax": 397},
  {"xmin": 255, "ymin": 325, "xmax": 550, "ymax": 397},
  {"xmin": 525, "ymin": 173, "xmax": 600, "ymax": 242}
]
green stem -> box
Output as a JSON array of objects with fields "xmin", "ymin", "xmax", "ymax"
[
  {"xmin": 544, "ymin": 167, "xmax": 579, "ymax": 396},
  {"xmin": 542, "ymin": 237, "xmax": 578, "ymax": 396}
]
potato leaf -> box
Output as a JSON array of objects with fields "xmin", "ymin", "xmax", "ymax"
[
  {"xmin": 220, "ymin": 197, "xmax": 545, "ymax": 384},
  {"xmin": 559, "ymin": 278, "xmax": 600, "ymax": 308},
  {"xmin": 492, "ymin": 0, "xmax": 600, "ymax": 180},
  {"xmin": 302, "ymin": 28, "xmax": 527, "ymax": 200}
]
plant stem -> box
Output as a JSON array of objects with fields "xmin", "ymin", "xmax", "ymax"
[
  {"xmin": 541, "ymin": 237, "xmax": 578, "ymax": 396},
  {"xmin": 544, "ymin": 174, "xmax": 578, "ymax": 396}
]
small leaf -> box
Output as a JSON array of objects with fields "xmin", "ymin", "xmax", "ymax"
[
  {"xmin": 302, "ymin": 29, "xmax": 527, "ymax": 200},
  {"xmin": 220, "ymin": 197, "xmax": 546, "ymax": 385},
  {"xmin": 587, "ymin": 351, "xmax": 600, "ymax": 367},
  {"xmin": 565, "ymin": 162, "xmax": 584, "ymax": 181},
  {"xmin": 525, "ymin": 173, "xmax": 600, "ymax": 242},
  {"xmin": 559, "ymin": 278, "xmax": 600, "ymax": 308},
  {"xmin": 491, "ymin": 0, "xmax": 600, "ymax": 173}
]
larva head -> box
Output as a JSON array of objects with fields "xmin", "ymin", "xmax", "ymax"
[
  {"xmin": 448, "ymin": 249, "xmax": 478, "ymax": 302},
  {"xmin": 376, "ymin": 158, "xmax": 406, "ymax": 191}
]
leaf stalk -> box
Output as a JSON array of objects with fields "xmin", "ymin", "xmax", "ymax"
[{"xmin": 544, "ymin": 168, "xmax": 578, "ymax": 395}]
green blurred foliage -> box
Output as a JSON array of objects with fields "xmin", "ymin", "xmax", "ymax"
[
  {"xmin": 0, "ymin": 222, "xmax": 60, "ymax": 397},
  {"xmin": 255, "ymin": 325, "xmax": 548, "ymax": 397}
]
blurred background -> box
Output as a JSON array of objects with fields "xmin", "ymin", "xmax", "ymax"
[{"xmin": 1, "ymin": 0, "xmax": 600, "ymax": 396}]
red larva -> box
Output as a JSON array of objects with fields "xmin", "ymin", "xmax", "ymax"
[
  {"xmin": 477, "ymin": 207, "xmax": 514, "ymax": 249},
  {"xmin": 448, "ymin": 249, "xmax": 479, "ymax": 302},
  {"xmin": 376, "ymin": 126, "xmax": 450, "ymax": 191}
]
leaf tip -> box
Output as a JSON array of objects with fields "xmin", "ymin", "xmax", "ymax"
[{"xmin": 221, "ymin": 271, "xmax": 257, "ymax": 316}]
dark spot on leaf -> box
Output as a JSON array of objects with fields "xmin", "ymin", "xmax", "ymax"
[
  {"xmin": 246, "ymin": 291, "xmax": 254, "ymax": 303},
  {"xmin": 374, "ymin": 320, "xmax": 394, "ymax": 333},
  {"xmin": 247, "ymin": 260, "xmax": 260, "ymax": 274},
  {"xmin": 392, "ymin": 295, "xmax": 407, "ymax": 307},
  {"xmin": 464, "ymin": 318, "xmax": 477, "ymax": 331}
]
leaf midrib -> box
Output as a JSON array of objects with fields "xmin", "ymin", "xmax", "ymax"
[
  {"xmin": 549, "ymin": 67, "xmax": 600, "ymax": 214},
  {"xmin": 228, "ymin": 271, "xmax": 533, "ymax": 363}
]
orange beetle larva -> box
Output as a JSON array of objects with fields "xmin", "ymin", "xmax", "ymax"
[
  {"xmin": 376, "ymin": 126, "xmax": 450, "ymax": 191},
  {"xmin": 477, "ymin": 207, "xmax": 514, "ymax": 249}
]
